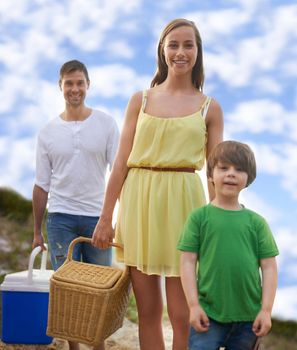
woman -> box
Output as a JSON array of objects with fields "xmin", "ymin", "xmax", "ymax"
[{"xmin": 92, "ymin": 18, "xmax": 224, "ymax": 350}]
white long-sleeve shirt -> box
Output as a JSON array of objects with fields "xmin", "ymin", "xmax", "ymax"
[{"xmin": 35, "ymin": 109, "xmax": 119, "ymax": 216}]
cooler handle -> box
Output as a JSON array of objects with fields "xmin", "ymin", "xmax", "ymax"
[{"xmin": 27, "ymin": 244, "xmax": 48, "ymax": 284}]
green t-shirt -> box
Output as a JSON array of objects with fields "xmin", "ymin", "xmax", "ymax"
[{"xmin": 177, "ymin": 204, "xmax": 279, "ymax": 323}]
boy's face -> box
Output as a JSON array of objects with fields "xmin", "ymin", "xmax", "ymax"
[{"xmin": 210, "ymin": 161, "xmax": 248, "ymax": 199}]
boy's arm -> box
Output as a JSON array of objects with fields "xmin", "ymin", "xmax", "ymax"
[
  {"xmin": 180, "ymin": 251, "xmax": 209, "ymax": 332},
  {"xmin": 253, "ymin": 257, "xmax": 278, "ymax": 336}
]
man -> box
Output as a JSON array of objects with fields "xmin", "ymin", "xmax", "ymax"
[{"xmin": 32, "ymin": 60, "xmax": 119, "ymax": 350}]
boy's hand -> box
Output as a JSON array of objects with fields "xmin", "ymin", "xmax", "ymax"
[
  {"xmin": 189, "ymin": 304, "xmax": 210, "ymax": 333},
  {"xmin": 252, "ymin": 309, "xmax": 272, "ymax": 336}
]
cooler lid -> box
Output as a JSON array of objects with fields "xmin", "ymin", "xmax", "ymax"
[
  {"xmin": 1, "ymin": 269, "xmax": 54, "ymax": 292},
  {"xmin": 1, "ymin": 245, "xmax": 54, "ymax": 292}
]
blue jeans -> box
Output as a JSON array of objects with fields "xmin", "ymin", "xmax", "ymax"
[
  {"xmin": 47, "ymin": 212, "xmax": 112, "ymax": 270},
  {"xmin": 189, "ymin": 318, "xmax": 258, "ymax": 350}
]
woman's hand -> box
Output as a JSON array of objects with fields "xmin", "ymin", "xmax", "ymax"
[{"xmin": 91, "ymin": 216, "xmax": 114, "ymax": 249}]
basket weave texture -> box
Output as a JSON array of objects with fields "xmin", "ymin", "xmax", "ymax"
[{"xmin": 46, "ymin": 237, "xmax": 131, "ymax": 346}]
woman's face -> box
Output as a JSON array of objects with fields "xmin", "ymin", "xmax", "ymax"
[{"xmin": 163, "ymin": 25, "xmax": 198, "ymax": 77}]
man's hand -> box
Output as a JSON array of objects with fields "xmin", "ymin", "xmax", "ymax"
[{"xmin": 32, "ymin": 232, "xmax": 47, "ymax": 251}]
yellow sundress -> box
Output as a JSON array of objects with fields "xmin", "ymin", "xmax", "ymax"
[{"xmin": 115, "ymin": 91, "xmax": 211, "ymax": 276}]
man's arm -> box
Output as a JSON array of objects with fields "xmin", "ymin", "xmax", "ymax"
[
  {"xmin": 253, "ymin": 257, "xmax": 278, "ymax": 336},
  {"xmin": 32, "ymin": 184, "xmax": 48, "ymax": 250},
  {"xmin": 180, "ymin": 251, "xmax": 209, "ymax": 332}
]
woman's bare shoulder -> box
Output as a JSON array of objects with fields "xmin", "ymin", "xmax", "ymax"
[
  {"xmin": 207, "ymin": 97, "xmax": 223, "ymax": 116},
  {"xmin": 130, "ymin": 90, "xmax": 143, "ymax": 104},
  {"xmin": 205, "ymin": 97, "xmax": 223, "ymax": 128},
  {"xmin": 126, "ymin": 91, "xmax": 143, "ymax": 114}
]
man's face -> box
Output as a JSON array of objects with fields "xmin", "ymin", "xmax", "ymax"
[{"xmin": 59, "ymin": 70, "xmax": 89, "ymax": 108}]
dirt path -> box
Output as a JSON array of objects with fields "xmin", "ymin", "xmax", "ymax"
[{"xmin": 0, "ymin": 319, "xmax": 173, "ymax": 350}]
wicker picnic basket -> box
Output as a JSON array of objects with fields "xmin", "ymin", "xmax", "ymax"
[{"xmin": 46, "ymin": 237, "xmax": 131, "ymax": 346}]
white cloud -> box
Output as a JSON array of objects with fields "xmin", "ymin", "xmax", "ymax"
[
  {"xmin": 88, "ymin": 64, "xmax": 151, "ymax": 98},
  {"xmin": 0, "ymin": 137, "xmax": 36, "ymax": 198},
  {"xmin": 240, "ymin": 190, "xmax": 281, "ymax": 224},
  {"xmin": 254, "ymin": 76, "xmax": 282, "ymax": 95},
  {"xmin": 231, "ymin": 141, "xmax": 297, "ymax": 202},
  {"xmin": 40, "ymin": 0, "xmax": 141, "ymax": 51},
  {"xmin": 279, "ymin": 144, "xmax": 297, "ymax": 199},
  {"xmin": 251, "ymin": 143, "xmax": 283, "ymax": 175},
  {"xmin": 192, "ymin": 8, "xmax": 251, "ymax": 42},
  {"xmin": 275, "ymin": 228, "xmax": 297, "ymax": 259},
  {"xmin": 0, "ymin": 76, "xmax": 23, "ymax": 114},
  {"xmin": 225, "ymin": 100, "xmax": 294, "ymax": 137},
  {"xmin": 0, "ymin": 74, "xmax": 63, "ymax": 129},
  {"xmin": 274, "ymin": 286, "xmax": 297, "ymax": 321},
  {"xmin": 282, "ymin": 59, "xmax": 297, "ymax": 78},
  {"xmin": 194, "ymin": 3, "xmax": 297, "ymax": 91},
  {"xmin": 106, "ymin": 41, "xmax": 135, "ymax": 59},
  {"xmin": 0, "ymin": 0, "xmax": 30, "ymax": 21},
  {"xmin": 0, "ymin": 0, "xmax": 142, "ymax": 75},
  {"xmin": 273, "ymin": 227, "xmax": 297, "ymax": 280}
]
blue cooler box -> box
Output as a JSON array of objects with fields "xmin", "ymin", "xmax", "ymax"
[{"xmin": 1, "ymin": 245, "xmax": 54, "ymax": 344}]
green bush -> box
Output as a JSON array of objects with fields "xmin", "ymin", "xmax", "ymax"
[
  {"xmin": 271, "ymin": 318, "xmax": 297, "ymax": 340},
  {"xmin": 0, "ymin": 187, "xmax": 32, "ymax": 222}
]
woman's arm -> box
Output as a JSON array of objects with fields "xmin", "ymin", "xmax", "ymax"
[
  {"xmin": 92, "ymin": 91, "xmax": 143, "ymax": 248},
  {"xmin": 205, "ymin": 99, "xmax": 224, "ymax": 201}
]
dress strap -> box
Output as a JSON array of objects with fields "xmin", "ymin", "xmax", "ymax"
[
  {"xmin": 142, "ymin": 90, "xmax": 148, "ymax": 112},
  {"xmin": 201, "ymin": 96, "xmax": 212, "ymax": 118}
]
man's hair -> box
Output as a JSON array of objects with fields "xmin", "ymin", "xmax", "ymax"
[
  {"xmin": 59, "ymin": 60, "xmax": 90, "ymax": 84},
  {"xmin": 207, "ymin": 140, "xmax": 257, "ymax": 187}
]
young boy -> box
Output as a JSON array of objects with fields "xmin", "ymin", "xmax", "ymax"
[{"xmin": 178, "ymin": 140, "xmax": 278, "ymax": 350}]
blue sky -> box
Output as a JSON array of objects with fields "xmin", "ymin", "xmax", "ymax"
[{"xmin": 1, "ymin": 0, "xmax": 297, "ymax": 321}]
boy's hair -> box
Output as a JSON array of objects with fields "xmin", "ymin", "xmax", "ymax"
[
  {"xmin": 207, "ymin": 141, "xmax": 257, "ymax": 187},
  {"xmin": 59, "ymin": 60, "xmax": 90, "ymax": 85},
  {"xmin": 150, "ymin": 18, "xmax": 204, "ymax": 91}
]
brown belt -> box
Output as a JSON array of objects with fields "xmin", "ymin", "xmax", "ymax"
[{"xmin": 130, "ymin": 166, "xmax": 195, "ymax": 173}]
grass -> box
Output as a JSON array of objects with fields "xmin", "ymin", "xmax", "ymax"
[{"xmin": 125, "ymin": 293, "xmax": 138, "ymax": 323}]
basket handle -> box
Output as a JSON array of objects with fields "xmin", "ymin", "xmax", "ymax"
[{"xmin": 66, "ymin": 237, "xmax": 123, "ymax": 261}]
